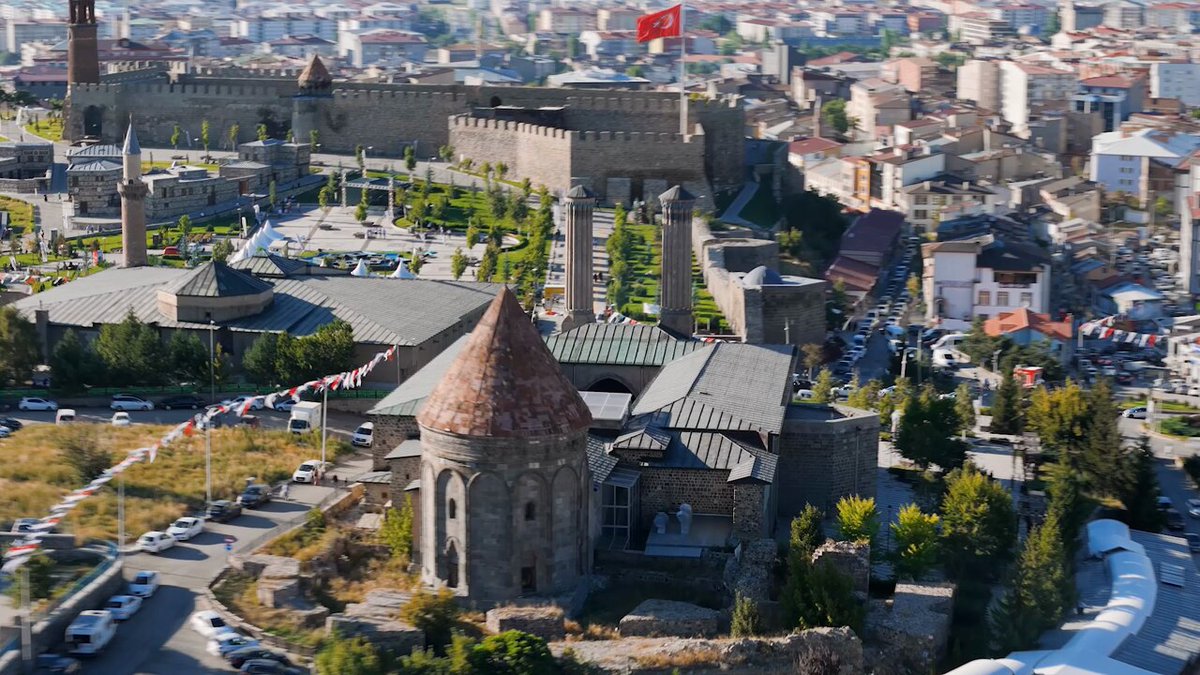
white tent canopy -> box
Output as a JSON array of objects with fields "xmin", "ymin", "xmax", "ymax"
[
  {"xmin": 389, "ymin": 260, "xmax": 414, "ymax": 279},
  {"xmin": 350, "ymin": 259, "xmax": 370, "ymax": 277}
]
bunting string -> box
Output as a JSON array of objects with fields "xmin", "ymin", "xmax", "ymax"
[
  {"xmin": 1, "ymin": 344, "xmax": 399, "ymax": 573},
  {"xmin": 1078, "ymin": 315, "xmax": 1162, "ymax": 348}
]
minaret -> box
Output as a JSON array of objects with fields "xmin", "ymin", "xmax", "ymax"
[
  {"xmin": 118, "ymin": 123, "xmax": 148, "ymax": 268},
  {"xmin": 561, "ymin": 185, "xmax": 596, "ymax": 332},
  {"xmin": 67, "ymin": 0, "xmax": 100, "ymax": 84},
  {"xmin": 658, "ymin": 185, "xmax": 695, "ymax": 336}
]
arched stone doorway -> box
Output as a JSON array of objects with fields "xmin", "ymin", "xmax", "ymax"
[
  {"xmin": 83, "ymin": 106, "xmax": 103, "ymax": 137},
  {"xmin": 489, "ymin": 96, "xmax": 502, "ymax": 108},
  {"xmin": 587, "ymin": 377, "xmax": 633, "ymax": 395}
]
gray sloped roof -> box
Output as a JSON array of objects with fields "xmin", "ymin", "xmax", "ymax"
[
  {"xmin": 228, "ymin": 253, "xmax": 311, "ymax": 278},
  {"xmin": 164, "ymin": 262, "xmax": 273, "ymax": 298},
  {"xmin": 613, "ymin": 425, "xmax": 671, "ymax": 452},
  {"xmin": 546, "ymin": 322, "xmax": 704, "ymax": 367},
  {"xmin": 654, "ymin": 431, "xmax": 774, "ymax": 481},
  {"xmin": 10, "ymin": 268, "xmax": 501, "ymax": 347},
  {"xmin": 66, "ymin": 159, "xmax": 121, "ymax": 173},
  {"xmin": 630, "ymin": 343, "xmax": 794, "ymax": 434},
  {"xmin": 586, "ymin": 434, "xmax": 618, "ymax": 484},
  {"xmin": 67, "ymin": 144, "xmax": 122, "ymax": 160},
  {"xmin": 367, "ymin": 334, "xmax": 470, "ymax": 417},
  {"xmin": 728, "ymin": 454, "xmax": 777, "ymax": 484},
  {"xmin": 385, "ymin": 439, "xmax": 422, "ymax": 460}
]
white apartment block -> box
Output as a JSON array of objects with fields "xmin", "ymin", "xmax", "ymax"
[
  {"xmin": 1000, "ymin": 61, "xmax": 1077, "ymax": 131},
  {"xmin": 1150, "ymin": 62, "xmax": 1200, "ymax": 107},
  {"xmin": 922, "ymin": 236, "xmax": 1052, "ymax": 331},
  {"xmin": 957, "ymin": 59, "xmax": 1001, "ymax": 111}
]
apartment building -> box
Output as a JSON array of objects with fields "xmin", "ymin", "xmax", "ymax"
[
  {"xmin": 1000, "ymin": 61, "xmax": 1077, "ymax": 131},
  {"xmin": 922, "ymin": 235, "xmax": 1052, "ymax": 331},
  {"xmin": 957, "ymin": 59, "xmax": 1001, "ymax": 111},
  {"xmin": 1150, "ymin": 62, "xmax": 1200, "ymax": 107}
]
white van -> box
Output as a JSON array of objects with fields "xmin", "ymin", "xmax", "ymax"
[
  {"xmin": 55, "ymin": 409, "xmax": 76, "ymax": 424},
  {"xmin": 65, "ymin": 609, "xmax": 116, "ymax": 655},
  {"xmin": 930, "ymin": 333, "xmax": 968, "ymax": 351},
  {"xmin": 351, "ymin": 422, "xmax": 374, "ymax": 448}
]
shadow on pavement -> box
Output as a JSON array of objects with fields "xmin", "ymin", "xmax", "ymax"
[
  {"xmin": 226, "ymin": 514, "xmax": 275, "ymax": 530},
  {"xmin": 154, "ymin": 546, "xmax": 208, "ymax": 562},
  {"xmin": 255, "ymin": 501, "xmax": 310, "ymax": 515}
]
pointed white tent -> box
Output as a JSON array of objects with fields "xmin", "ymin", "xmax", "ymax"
[
  {"xmin": 389, "ymin": 260, "xmax": 415, "ymax": 279},
  {"xmin": 350, "ymin": 259, "xmax": 371, "ymax": 277}
]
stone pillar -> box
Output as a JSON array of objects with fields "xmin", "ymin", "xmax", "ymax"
[
  {"xmin": 658, "ymin": 185, "xmax": 695, "ymax": 336},
  {"xmin": 561, "ymin": 185, "xmax": 596, "ymax": 332},
  {"xmin": 118, "ymin": 179, "xmax": 148, "ymax": 267}
]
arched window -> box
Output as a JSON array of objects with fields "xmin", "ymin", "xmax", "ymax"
[
  {"xmin": 448, "ymin": 498, "xmax": 457, "ymax": 519},
  {"xmin": 524, "ymin": 502, "xmax": 536, "ymax": 521}
]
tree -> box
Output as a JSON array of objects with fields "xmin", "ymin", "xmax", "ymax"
[
  {"xmin": 1154, "ymin": 195, "xmax": 1173, "ymax": 219},
  {"xmin": 1026, "ymin": 381, "xmax": 1088, "ymax": 461},
  {"xmin": 895, "ymin": 394, "xmax": 968, "ymax": 470},
  {"xmin": 891, "ymin": 503, "xmax": 940, "ymax": 580},
  {"xmin": 438, "ymin": 144, "xmax": 454, "ymax": 162},
  {"xmin": 7, "ymin": 553, "xmax": 54, "ymax": 602},
  {"xmin": 495, "ymin": 162, "xmax": 508, "ymax": 180},
  {"xmin": 791, "ymin": 504, "xmax": 825, "ymax": 557},
  {"xmin": 49, "ymin": 329, "xmax": 99, "ymax": 393},
  {"xmin": 821, "ymin": 99, "xmax": 851, "ymax": 134},
  {"xmin": 409, "ymin": 253, "xmax": 425, "ymax": 275},
  {"xmin": 212, "ymin": 239, "xmax": 234, "ymax": 263},
  {"xmin": 285, "ymin": 128, "xmax": 294, "ymax": 143},
  {"xmin": 315, "ymin": 633, "xmax": 384, "ymax": 675},
  {"xmin": 465, "ymin": 631, "xmax": 556, "ymax": 675},
  {"xmin": 355, "ymin": 191, "xmax": 369, "ymax": 223},
  {"xmin": 404, "ymin": 145, "xmax": 417, "ymax": 173},
  {"xmin": 846, "ymin": 379, "xmax": 880, "ymax": 410},
  {"xmin": 954, "ymin": 383, "xmax": 976, "ymax": 436},
  {"xmin": 95, "ymin": 311, "xmax": 166, "ymax": 385},
  {"xmin": 1118, "ymin": 437, "xmax": 1165, "ymax": 531},
  {"xmin": 835, "ymin": 495, "xmax": 878, "ymax": 545},
  {"xmin": 989, "ymin": 371, "xmax": 1024, "ymax": 435},
  {"xmin": 177, "ymin": 214, "xmax": 192, "ymax": 244},
  {"xmin": 960, "ymin": 316, "xmax": 1005, "ymax": 367},
  {"xmin": 170, "ymin": 124, "xmax": 181, "ymax": 149},
  {"xmin": 802, "ymin": 343, "xmax": 824, "ymax": 378},
  {"xmin": 450, "ymin": 248, "xmax": 468, "ymax": 280},
  {"xmin": 354, "ymin": 144, "xmax": 365, "ymax": 174},
  {"xmin": 242, "ymin": 332, "xmax": 280, "ymax": 386},
  {"xmin": 167, "ymin": 331, "xmax": 208, "ymax": 383},
  {"xmin": 227, "ymin": 123, "xmax": 239, "ymax": 150},
  {"xmin": 0, "ymin": 306, "xmax": 39, "ymax": 385},
  {"xmin": 380, "ymin": 494, "xmax": 415, "ymax": 562},
  {"xmin": 783, "ymin": 556, "xmax": 863, "ymax": 634},
  {"xmin": 255, "ymin": 123, "xmax": 268, "ymax": 142},
  {"xmin": 477, "ymin": 242, "xmax": 499, "ymax": 281},
  {"xmin": 401, "ymin": 588, "xmax": 461, "ymax": 652},
  {"xmin": 310, "ymin": 129, "xmax": 319, "ymax": 151},
  {"xmin": 731, "ymin": 593, "xmax": 764, "ymax": 637},
  {"xmin": 200, "ymin": 119, "xmax": 210, "ymax": 154},
  {"xmin": 58, "ymin": 425, "xmax": 110, "ymax": 482},
  {"xmin": 940, "ymin": 464, "xmax": 1017, "ymax": 580},
  {"xmin": 811, "ymin": 369, "xmax": 835, "ymax": 403},
  {"xmin": 992, "ymin": 510, "xmax": 1070, "ymax": 652},
  {"xmin": 319, "ymin": 171, "xmax": 335, "ymax": 210}
]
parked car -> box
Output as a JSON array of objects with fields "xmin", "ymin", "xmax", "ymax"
[
  {"xmin": 110, "ymin": 395, "xmax": 154, "ymax": 411},
  {"xmin": 55, "ymin": 409, "xmax": 75, "ymax": 424},
  {"xmin": 205, "ymin": 500, "xmax": 242, "ymax": 523},
  {"xmin": 238, "ymin": 484, "xmax": 272, "ymax": 508},
  {"xmin": 291, "ymin": 461, "xmax": 321, "ymax": 484},
  {"xmin": 190, "ymin": 610, "xmax": 236, "ymax": 638},
  {"xmin": 136, "ymin": 531, "xmax": 176, "ymax": 554},
  {"xmin": 1166, "ymin": 508, "xmax": 1186, "ymax": 531},
  {"xmin": 351, "ymin": 422, "xmax": 374, "ymax": 448},
  {"xmin": 166, "ymin": 516, "xmax": 204, "ymax": 541},
  {"xmin": 111, "ymin": 412, "xmax": 131, "ymax": 427},
  {"xmin": 0, "ymin": 417, "xmax": 23, "ymax": 432},
  {"xmin": 10, "ymin": 518, "xmax": 38, "ymax": 533},
  {"xmin": 206, "ymin": 633, "xmax": 260, "ymax": 658},
  {"xmin": 227, "ymin": 647, "xmax": 294, "ymax": 669},
  {"xmin": 18, "ymin": 397, "xmax": 57, "ymax": 411},
  {"xmin": 33, "ymin": 654, "xmax": 81, "ymax": 674},
  {"xmin": 103, "ymin": 594, "xmax": 142, "ymax": 621},
  {"xmin": 0, "ymin": 426, "xmax": 10, "ymax": 439},
  {"xmin": 128, "ymin": 570, "xmax": 160, "ymax": 597},
  {"xmin": 159, "ymin": 394, "xmax": 205, "ymax": 410},
  {"xmin": 64, "ymin": 610, "xmax": 116, "ymax": 655},
  {"xmin": 1187, "ymin": 499, "xmax": 1200, "ymax": 518},
  {"xmin": 272, "ymin": 397, "xmax": 298, "ymax": 412},
  {"xmin": 222, "ymin": 395, "xmax": 264, "ymax": 412},
  {"xmin": 239, "ymin": 658, "xmax": 305, "ymax": 674},
  {"xmin": 1122, "ymin": 407, "xmax": 1148, "ymax": 419}
]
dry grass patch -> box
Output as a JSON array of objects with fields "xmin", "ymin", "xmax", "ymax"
[
  {"xmin": 563, "ymin": 619, "xmax": 620, "ymax": 641},
  {"xmin": 214, "ymin": 572, "xmax": 323, "ymax": 647},
  {"xmin": 634, "ymin": 647, "xmax": 724, "ymax": 670},
  {"xmin": 0, "ymin": 424, "xmax": 322, "ymax": 541}
]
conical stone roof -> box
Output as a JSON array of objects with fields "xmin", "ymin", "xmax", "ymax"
[
  {"xmin": 659, "ymin": 184, "xmax": 695, "ymax": 204},
  {"xmin": 297, "ymin": 54, "xmax": 333, "ymax": 89},
  {"xmin": 417, "ymin": 287, "xmax": 592, "ymax": 438}
]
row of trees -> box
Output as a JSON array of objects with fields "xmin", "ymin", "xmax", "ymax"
[
  {"xmin": 606, "ymin": 204, "xmax": 637, "ymax": 309},
  {"xmin": 241, "ymin": 320, "xmax": 357, "ymax": 388}
]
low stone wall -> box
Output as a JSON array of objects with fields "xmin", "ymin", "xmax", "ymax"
[
  {"xmin": 866, "ymin": 582, "xmax": 956, "ymax": 674},
  {"xmin": 486, "ymin": 606, "xmax": 565, "ymax": 641},
  {"xmin": 812, "ymin": 540, "xmax": 871, "ymax": 599},
  {"xmin": 618, "ymin": 599, "xmax": 720, "ymax": 638},
  {"xmin": 723, "ymin": 538, "xmax": 778, "ymax": 603},
  {"xmin": 324, "ymin": 614, "xmax": 424, "ymax": 654},
  {"xmin": 204, "ymin": 569, "xmax": 320, "ymax": 658}
]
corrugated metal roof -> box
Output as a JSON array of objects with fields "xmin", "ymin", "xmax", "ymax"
[
  {"xmin": 545, "ymin": 323, "xmax": 704, "ymax": 367},
  {"xmin": 385, "ymin": 439, "xmax": 422, "ymax": 460},
  {"xmin": 367, "ymin": 335, "xmax": 469, "ymax": 417},
  {"xmin": 630, "ymin": 343, "xmax": 794, "ymax": 434},
  {"xmin": 165, "ymin": 262, "xmax": 274, "ymax": 298},
  {"xmin": 1111, "ymin": 530, "xmax": 1200, "ymax": 673},
  {"xmin": 613, "ymin": 425, "xmax": 670, "ymax": 451},
  {"xmin": 655, "ymin": 431, "xmax": 772, "ymax": 476},
  {"xmin": 67, "ymin": 144, "xmax": 122, "ymax": 160},
  {"xmin": 728, "ymin": 454, "xmax": 777, "ymax": 483},
  {"xmin": 353, "ymin": 470, "xmax": 392, "ymax": 485},
  {"xmin": 11, "ymin": 268, "xmax": 500, "ymax": 347},
  {"xmin": 229, "ymin": 253, "xmax": 311, "ymax": 278}
]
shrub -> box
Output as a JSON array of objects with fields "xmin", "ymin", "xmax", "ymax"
[
  {"xmin": 400, "ymin": 587, "xmax": 461, "ymax": 652},
  {"xmin": 731, "ymin": 593, "xmax": 763, "ymax": 637}
]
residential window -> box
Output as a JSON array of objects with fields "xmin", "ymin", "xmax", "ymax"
[
  {"xmin": 978, "ymin": 291, "xmax": 991, "ymax": 306},
  {"xmin": 1120, "ymin": 155, "xmax": 1134, "ymax": 161},
  {"xmin": 1020, "ymin": 292, "xmax": 1033, "ymax": 307},
  {"xmin": 915, "ymin": 195, "xmax": 928, "ymax": 205},
  {"xmin": 997, "ymin": 291, "xmax": 1009, "ymax": 306},
  {"xmin": 914, "ymin": 209, "xmax": 928, "ymax": 219}
]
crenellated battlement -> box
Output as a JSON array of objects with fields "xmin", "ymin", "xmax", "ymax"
[
  {"xmin": 334, "ymin": 88, "xmax": 464, "ymax": 103},
  {"xmin": 449, "ymin": 114, "xmax": 571, "ymax": 140}
]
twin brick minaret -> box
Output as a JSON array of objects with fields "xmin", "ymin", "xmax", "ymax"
[
  {"xmin": 118, "ymin": 123, "xmax": 148, "ymax": 268},
  {"xmin": 561, "ymin": 185, "xmax": 596, "ymax": 331},
  {"xmin": 657, "ymin": 185, "xmax": 696, "ymax": 336}
]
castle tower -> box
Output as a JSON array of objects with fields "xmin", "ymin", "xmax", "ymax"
[
  {"xmin": 118, "ymin": 123, "xmax": 148, "ymax": 268},
  {"xmin": 417, "ymin": 288, "xmax": 593, "ymax": 607},
  {"xmin": 67, "ymin": 0, "xmax": 99, "ymax": 84},
  {"xmin": 292, "ymin": 54, "xmax": 333, "ymax": 149},
  {"xmin": 561, "ymin": 185, "xmax": 596, "ymax": 332},
  {"xmin": 658, "ymin": 185, "xmax": 696, "ymax": 336}
]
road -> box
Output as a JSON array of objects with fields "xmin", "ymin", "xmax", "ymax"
[{"xmin": 3, "ymin": 405, "xmax": 368, "ymax": 438}]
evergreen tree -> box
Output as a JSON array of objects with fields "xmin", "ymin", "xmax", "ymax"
[
  {"xmin": 811, "ymin": 369, "xmax": 835, "ymax": 403},
  {"xmin": 256, "ymin": 123, "xmax": 268, "ymax": 142},
  {"xmin": 1044, "ymin": 459, "xmax": 1090, "ymax": 555},
  {"xmin": 450, "ymin": 248, "xmax": 468, "ymax": 280},
  {"xmin": 404, "ymin": 145, "xmax": 417, "ymax": 172},
  {"xmin": 835, "ymin": 495, "xmax": 878, "ymax": 545},
  {"xmin": 1080, "ymin": 379, "xmax": 1124, "ymax": 496},
  {"xmin": 954, "ymin": 382, "xmax": 976, "ymax": 436},
  {"xmin": 200, "ymin": 119, "xmax": 210, "ymax": 154},
  {"xmin": 992, "ymin": 510, "xmax": 1071, "ymax": 652},
  {"xmin": 989, "ymin": 371, "xmax": 1023, "ymax": 435},
  {"xmin": 940, "ymin": 463, "xmax": 1017, "ymax": 580},
  {"xmin": 95, "ymin": 311, "xmax": 166, "ymax": 385},
  {"xmin": 315, "ymin": 633, "xmax": 383, "ymax": 675},
  {"xmin": 0, "ymin": 306, "xmax": 40, "ymax": 385},
  {"xmin": 731, "ymin": 593, "xmax": 763, "ymax": 637},
  {"xmin": 49, "ymin": 329, "xmax": 100, "ymax": 393},
  {"xmin": 1025, "ymin": 381, "xmax": 1088, "ymax": 462},
  {"xmin": 1118, "ymin": 437, "xmax": 1166, "ymax": 531},
  {"xmin": 896, "ymin": 394, "xmax": 968, "ymax": 470},
  {"xmin": 891, "ymin": 503, "xmax": 940, "ymax": 580},
  {"xmin": 167, "ymin": 331, "xmax": 209, "ymax": 383},
  {"xmin": 791, "ymin": 504, "xmax": 825, "ymax": 557},
  {"xmin": 846, "ymin": 379, "xmax": 881, "ymax": 410},
  {"xmin": 242, "ymin": 332, "xmax": 280, "ymax": 386}
]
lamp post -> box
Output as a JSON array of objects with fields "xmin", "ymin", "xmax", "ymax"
[
  {"xmin": 206, "ymin": 319, "xmax": 216, "ymax": 506},
  {"xmin": 320, "ymin": 385, "xmax": 328, "ymax": 475},
  {"xmin": 117, "ymin": 473, "xmax": 125, "ymax": 553}
]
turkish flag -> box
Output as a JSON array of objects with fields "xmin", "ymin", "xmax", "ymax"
[{"xmin": 637, "ymin": 5, "xmax": 682, "ymax": 43}]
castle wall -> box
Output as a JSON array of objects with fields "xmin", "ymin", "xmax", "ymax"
[
  {"xmin": 570, "ymin": 129, "xmax": 707, "ymax": 203},
  {"xmin": 777, "ymin": 407, "xmax": 879, "ymax": 520},
  {"xmin": 760, "ymin": 284, "xmax": 827, "ymax": 347},
  {"xmin": 449, "ymin": 116, "xmax": 573, "ymax": 196}
]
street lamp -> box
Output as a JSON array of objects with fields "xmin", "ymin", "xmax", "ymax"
[{"xmin": 206, "ymin": 319, "xmax": 216, "ymax": 506}]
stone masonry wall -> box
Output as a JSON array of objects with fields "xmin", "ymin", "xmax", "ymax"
[
  {"xmin": 760, "ymin": 283, "xmax": 827, "ymax": 346},
  {"xmin": 449, "ymin": 116, "xmax": 572, "ymax": 196},
  {"xmin": 637, "ymin": 467, "xmax": 733, "ymax": 531},
  {"xmin": 731, "ymin": 483, "xmax": 767, "ymax": 540},
  {"xmin": 777, "ymin": 410, "xmax": 879, "ymax": 519},
  {"xmin": 367, "ymin": 415, "xmax": 419, "ymax": 471}
]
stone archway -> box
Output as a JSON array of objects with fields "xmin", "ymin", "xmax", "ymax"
[
  {"xmin": 586, "ymin": 377, "xmax": 634, "ymax": 395},
  {"xmin": 82, "ymin": 106, "xmax": 103, "ymax": 138},
  {"xmin": 489, "ymin": 96, "xmax": 503, "ymax": 108}
]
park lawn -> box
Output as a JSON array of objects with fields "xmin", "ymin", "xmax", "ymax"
[
  {"xmin": 0, "ymin": 424, "xmax": 333, "ymax": 542},
  {"xmin": 24, "ymin": 118, "xmax": 64, "ymax": 141},
  {"xmin": 0, "ymin": 194, "xmax": 35, "ymax": 231},
  {"xmin": 1119, "ymin": 399, "xmax": 1199, "ymax": 413},
  {"xmin": 618, "ymin": 223, "xmax": 730, "ymax": 332}
]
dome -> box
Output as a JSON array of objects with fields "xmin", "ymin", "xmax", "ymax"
[
  {"xmin": 156, "ymin": 262, "xmax": 274, "ymax": 323},
  {"xmin": 741, "ymin": 265, "xmax": 785, "ymax": 288}
]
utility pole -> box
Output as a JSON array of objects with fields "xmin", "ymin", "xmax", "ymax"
[
  {"xmin": 207, "ymin": 319, "xmax": 215, "ymax": 506},
  {"xmin": 117, "ymin": 474, "xmax": 125, "ymax": 553},
  {"xmin": 320, "ymin": 385, "xmax": 328, "ymax": 472},
  {"xmin": 20, "ymin": 565, "xmax": 31, "ymax": 672}
]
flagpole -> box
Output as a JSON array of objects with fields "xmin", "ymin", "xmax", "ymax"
[{"xmin": 679, "ymin": 1, "xmax": 687, "ymax": 136}]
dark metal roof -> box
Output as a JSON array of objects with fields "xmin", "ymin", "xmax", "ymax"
[
  {"xmin": 229, "ymin": 253, "xmax": 311, "ymax": 278},
  {"xmin": 586, "ymin": 434, "xmax": 618, "ymax": 484},
  {"xmin": 613, "ymin": 425, "xmax": 671, "ymax": 451},
  {"xmin": 164, "ymin": 262, "xmax": 273, "ymax": 298},
  {"xmin": 353, "ymin": 470, "xmax": 392, "ymax": 485},
  {"xmin": 654, "ymin": 431, "xmax": 774, "ymax": 481},
  {"xmin": 659, "ymin": 185, "xmax": 695, "ymax": 203},
  {"xmin": 545, "ymin": 323, "xmax": 703, "ymax": 367}
]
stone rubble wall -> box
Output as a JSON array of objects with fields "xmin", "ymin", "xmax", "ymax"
[{"xmin": 486, "ymin": 605, "xmax": 566, "ymax": 642}]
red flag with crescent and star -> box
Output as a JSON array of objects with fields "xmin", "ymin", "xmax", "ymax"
[{"xmin": 637, "ymin": 4, "xmax": 682, "ymax": 43}]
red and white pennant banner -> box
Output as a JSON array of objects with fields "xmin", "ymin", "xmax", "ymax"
[
  {"xmin": 2, "ymin": 345, "xmax": 398, "ymax": 572},
  {"xmin": 1079, "ymin": 316, "xmax": 1160, "ymax": 347}
]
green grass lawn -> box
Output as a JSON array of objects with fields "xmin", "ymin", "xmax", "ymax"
[
  {"xmin": 24, "ymin": 118, "xmax": 63, "ymax": 141},
  {"xmin": 617, "ymin": 223, "xmax": 730, "ymax": 332},
  {"xmin": 1119, "ymin": 399, "xmax": 1199, "ymax": 413}
]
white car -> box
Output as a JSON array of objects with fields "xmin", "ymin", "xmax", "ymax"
[
  {"xmin": 833, "ymin": 385, "xmax": 855, "ymax": 398},
  {"xmin": 222, "ymin": 395, "xmax": 264, "ymax": 411},
  {"xmin": 136, "ymin": 531, "xmax": 175, "ymax": 554},
  {"xmin": 128, "ymin": 570, "xmax": 160, "ymax": 598},
  {"xmin": 292, "ymin": 460, "xmax": 322, "ymax": 484},
  {"xmin": 1122, "ymin": 407, "xmax": 1148, "ymax": 419},
  {"xmin": 104, "ymin": 594, "xmax": 142, "ymax": 621},
  {"xmin": 206, "ymin": 632, "xmax": 260, "ymax": 657},
  {"xmin": 111, "ymin": 412, "xmax": 131, "ymax": 427},
  {"xmin": 110, "ymin": 394, "xmax": 154, "ymax": 411},
  {"xmin": 351, "ymin": 422, "xmax": 374, "ymax": 448},
  {"xmin": 18, "ymin": 397, "xmax": 57, "ymax": 411},
  {"xmin": 1187, "ymin": 499, "xmax": 1200, "ymax": 518},
  {"xmin": 190, "ymin": 610, "xmax": 236, "ymax": 638},
  {"xmin": 272, "ymin": 397, "xmax": 298, "ymax": 412},
  {"xmin": 0, "ymin": 427, "xmax": 9, "ymax": 439},
  {"xmin": 166, "ymin": 516, "xmax": 204, "ymax": 541},
  {"xmin": 795, "ymin": 389, "xmax": 815, "ymax": 400}
]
